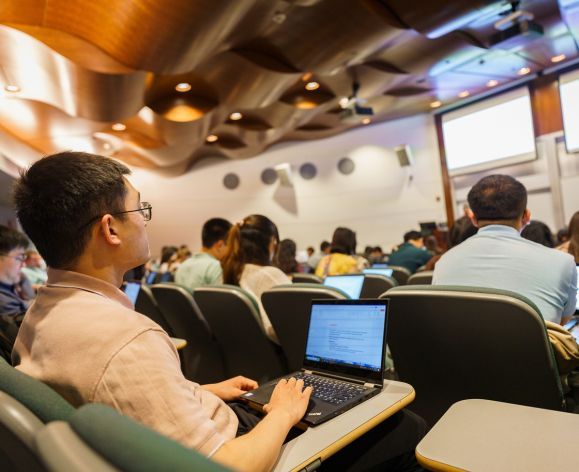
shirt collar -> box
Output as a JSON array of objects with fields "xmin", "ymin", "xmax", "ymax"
[
  {"xmin": 46, "ymin": 268, "xmax": 133, "ymax": 309},
  {"xmin": 477, "ymin": 224, "xmax": 521, "ymax": 236}
]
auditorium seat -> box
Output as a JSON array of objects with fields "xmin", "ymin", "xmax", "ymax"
[
  {"xmin": 261, "ymin": 284, "xmax": 347, "ymax": 372},
  {"xmin": 360, "ymin": 274, "xmax": 397, "ymax": 298},
  {"xmin": 387, "ymin": 266, "xmax": 412, "ymax": 285},
  {"xmin": 135, "ymin": 285, "xmax": 174, "ymax": 335},
  {"xmin": 381, "ymin": 285, "xmax": 564, "ymax": 428},
  {"xmin": 291, "ymin": 273, "xmax": 323, "ymax": 284},
  {"xmin": 0, "ymin": 392, "xmax": 46, "ymax": 472},
  {"xmin": 194, "ymin": 285, "xmax": 288, "ymax": 382},
  {"xmin": 407, "ymin": 271, "xmax": 434, "ymax": 285},
  {"xmin": 151, "ymin": 284, "xmax": 226, "ymax": 384},
  {"xmin": 36, "ymin": 404, "xmax": 231, "ymax": 472}
]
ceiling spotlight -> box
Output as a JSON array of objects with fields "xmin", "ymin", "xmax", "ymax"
[
  {"xmin": 517, "ymin": 67, "xmax": 531, "ymax": 76},
  {"xmin": 206, "ymin": 134, "xmax": 218, "ymax": 143},
  {"xmin": 430, "ymin": 100, "xmax": 442, "ymax": 108},
  {"xmin": 305, "ymin": 81, "xmax": 320, "ymax": 91},
  {"xmin": 339, "ymin": 97, "xmax": 350, "ymax": 109},
  {"xmin": 458, "ymin": 90, "xmax": 470, "ymax": 98},
  {"xmin": 272, "ymin": 11, "xmax": 286, "ymax": 24},
  {"xmin": 175, "ymin": 82, "xmax": 191, "ymax": 92},
  {"xmin": 486, "ymin": 80, "xmax": 499, "ymax": 88},
  {"xmin": 4, "ymin": 84, "xmax": 20, "ymax": 93},
  {"xmin": 112, "ymin": 123, "xmax": 126, "ymax": 131},
  {"xmin": 551, "ymin": 54, "xmax": 566, "ymax": 63},
  {"xmin": 229, "ymin": 112, "xmax": 243, "ymax": 121},
  {"xmin": 362, "ymin": 118, "xmax": 371, "ymax": 125}
]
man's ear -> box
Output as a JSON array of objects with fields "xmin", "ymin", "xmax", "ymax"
[
  {"xmin": 467, "ymin": 208, "xmax": 479, "ymax": 228},
  {"xmin": 522, "ymin": 208, "xmax": 531, "ymax": 227},
  {"xmin": 98, "ymin": 215, "xmax": 122, "ymax": 246}
]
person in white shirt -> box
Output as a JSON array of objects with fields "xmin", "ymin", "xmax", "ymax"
[{"xmin": 221, "ymin": 215, "xmax": 290, "ymax": 341}]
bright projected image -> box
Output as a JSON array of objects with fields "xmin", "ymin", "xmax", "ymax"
[
  {"xmin": 560, "ymin": 74, "xmax": 579, "ymax": 153},
  {"xmin": 442, "ymin": 88, "xmax": 536, "ymax": 175}
]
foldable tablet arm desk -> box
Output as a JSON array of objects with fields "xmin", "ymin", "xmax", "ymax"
[
  {"xmin": 273, "ymin": 381, "xmax": 415, "ymax": 472},
  {"xmin": 416, "ymin": 399, "xmax": 579, "ymax": 471}
]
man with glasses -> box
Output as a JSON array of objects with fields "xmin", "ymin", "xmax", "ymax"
[{"xmin": 0, "ymin": 225, "xmax": 29, "ymax": 322}]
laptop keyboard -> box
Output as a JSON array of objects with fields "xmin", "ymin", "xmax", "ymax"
[{"xmin": 293, "ymin": 373, "xmax": 366, "ymax": 405}]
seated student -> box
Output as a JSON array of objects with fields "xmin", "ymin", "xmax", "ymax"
[
  {"xmin": 21, "ymin": 250, "xmax": 48, "ymax": 290},
  {"xmin": 315, "ymin": 227, "xmax": 360, "ymax": 277},
  {"xmin": 307, "ymin": 240, "xmax": 330, "ymax": 272},
  {"xmin": 221, "ymin": 215, "xmax": 290, "ymax": 341},
  {"xmin": 0, "ymin": 225, "xmax": 29, "ymax": 323},
  {"xmin": 273, "ymin": 238, "xmax": 298, "ymax": 276},
  {"xmin": 557, "ymin": 211, "xmax": 578, "ymax": 264},
  {"xmin": 521, "ymin": 220, "xmax": 555, "ymax": 248},
  {"xmin": 12, "ymin": 152, "xmax": 424, "ymax": 472},
  {"xmin": 433, "ymin": 174, "xmax": 577, "ymax": 325},
  {"xmin": 388, "ymin": 231, "xmax": 432, "ymax": 274},
  {"xmin": 175, "ymin": 218, "xmax": 232, "ymax": 291}
]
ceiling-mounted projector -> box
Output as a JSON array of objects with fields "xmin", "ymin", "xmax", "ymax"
[
  {"xmin": 490, "ymin": 5, "xmax": 543, "ymax": 50},
  {"xmin": 340, "ymin": 81, "xmax": 374, "ymax": 123}
]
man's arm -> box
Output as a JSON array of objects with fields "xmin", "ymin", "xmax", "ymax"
[{"xmin": 212, "ymin": 378, "xmax": 312, "ymax": 472}]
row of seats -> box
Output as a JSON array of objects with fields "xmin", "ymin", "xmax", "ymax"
[
  {"xmin": 137, "ymin": 282, "xmax": 567, "ymax": 430},
  {"xmin": 0, "ymin": 358, "xmax": 228, "ymax": 472},
  {"xmin": 291, "ymin": 269, "xmax": 434, "ymax": 287}
]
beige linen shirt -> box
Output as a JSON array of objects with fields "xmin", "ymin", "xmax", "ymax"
[{"xmin": 12, "ymin": 269, "xmax": 237, "ymax": 456}]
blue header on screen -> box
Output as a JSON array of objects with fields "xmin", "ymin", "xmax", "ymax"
[
  {"xmin": 305, "ymin": 302, "xmax": 387, "ymax": 372},
  {"xmin": 323, "ymin": 275, "xmax": 364, "ymax": 299}
]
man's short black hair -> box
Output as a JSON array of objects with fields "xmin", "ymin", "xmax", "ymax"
[
  {"xmin": 467, "ymin": 174, "xmax": 527, "ymax": 221},
  {"xmin": 320, "ymin": 241, "xmax": 330, "ymax": 252},
  {"xmin": 202, "ymin": 218, "xmax": 232, "ymax": 248},
  {"xmin": 404, "ymin": 231, "xmax": 422, "ymax": 242},
  {"xmin": 0, "ymin": 225, "xmax": 29, "ymax": 254},
  {"xmin": 14, "ymin": 152, "xmax": 131, "ymax": 269}
]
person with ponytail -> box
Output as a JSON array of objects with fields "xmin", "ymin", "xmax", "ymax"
[{"xmin": 221, "ymin": 215, "xmax": 290, "ymax": 341}]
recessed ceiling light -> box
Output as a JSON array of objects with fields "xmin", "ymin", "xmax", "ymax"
[
  {"xmin": 229, "ymin": 112, "xmax": 243, "ymax": 121},
  {"xmin": 301, "ymin": 72, "xmax": 313, "ymax": 82},
  {"xmin": 551, "ymin": 54, "xmax": 566, "ymax": 63},
  {"xmin": 458, "ymin": 90, "xmax": 470, "ymax": 98},
  {"xmin": 486, "ymin": 80, "xmax": 499, "ymax": 88},
  {"xmin": 4, "ymin": 84, "xmax": 20, "ymax": 93},
  {"xmin": 112, "ymin": 123, "xmax": 126, "ymax": 131},
  {"xmin": 362, "ymin": 118, "xmax": 371, "ymax": 125},
  {"xmin": 206, "ymin": 134, "xmax": 218, "ymax": 143},
  {"xmin": 517, "ymin": 67, "xmax": 531, "ymax": 76},
  {"xmin": 430, "ymin": 100, "xmax": 442, "ymax": 108},
  {"xmin": 175, "ymin": 82, "xmax": 191, "ymax": 92},
  {"xmin": 305, "ymin": 81, "xmax": 320, "ymax": 91}
]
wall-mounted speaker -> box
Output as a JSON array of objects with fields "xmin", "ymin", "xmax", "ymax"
[
  {"xmin": 274, "ymin": 163, "xmax": 293, "ymax": 186},
  {"xmin": 394, "ymin": 144, "xmax": 414, "ymax": 167}
]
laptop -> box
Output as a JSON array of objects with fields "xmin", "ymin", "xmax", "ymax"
[
  {"xmin": 241, "ymin": 299, "xmax": 388, "ymax": 426},
  {"xmin": 122, "ymin": 281, "xmax": 141, "ymax": 305},
  {"xmin": 372, "ymin": 263, "xmax": 389, "ymax": 269},
  {"xmin": 323, "ymin": 274, "xmax": 365, "ymax": 299},
  {"xmin": 363, "ymin": 268, "xmax": 394, "ymax": 278}
]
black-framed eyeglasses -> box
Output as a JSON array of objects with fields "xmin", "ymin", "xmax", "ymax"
[{"xmin": 79, "ymin": 202, "xmax": 152, "ymax": 229}]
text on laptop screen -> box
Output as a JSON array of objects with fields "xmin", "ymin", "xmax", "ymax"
[
  {"xmin": 363, "ymin": 268, "xmax": 394, "ymax": 278},
  {"xmin": 323, "ymin": 275, "xmax": 364, "ymax": 299},
  {"xmin": 305, "ymin": 303, "xmax": 386, "ymax": 372},
  {"xmin": 123, "ymin": 282, "xmax": 141, "ymax": 306}
]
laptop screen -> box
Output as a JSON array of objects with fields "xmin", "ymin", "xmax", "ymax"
[
  {"xmin": 303, "ymin": 300, "xmax": 387, "ymax": 383},
  {"xmin": 123, "ymin": 282, "xmax": 141, "ymax": 306},
  {"xmin": 363, "ymin": 268, "xmax": 394, "ymax": 278},
  {"xmin": 323, "ymin": 275, "xmax": 364, "ymax": 299},
  {"xmin": 371, "ymin": 263, "xmax": 389, "ymax": 269}
]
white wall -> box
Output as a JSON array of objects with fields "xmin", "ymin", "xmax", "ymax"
[{"xmin": 130, "ymin": 113, "xmax": 446, "ymax": 255}]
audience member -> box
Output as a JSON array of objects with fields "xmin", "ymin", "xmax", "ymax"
[
  {"xmin": 175, "ymin": 218, "xmax": 232, "ymax": 291},
  {"xmin": 557, "ymin": 227, "xmax": 570, "ymax": 246},
  {"xmin": 21, "ymin": 249, "xmax": 48, "ymax": 289},
  {"xmin": 521, "ymin": 220, "xmax": 555, "ymax": 248},
  {"xmin": 307, "ymin": 240, "xmax": 330, "ymax": 272},
  {"xmin": 557, "ymin": 211, "xmax": 579, "ymax": 264},
  {"xmin": 273, "ymin": 238, "xmax": 298, "ymax": 275},
  {"xmin": 0, "ymin": 225, "xmax": 29, "ymax": 322},
  {"xmin": 433, "ymin": 175, "xmax": 577, "ymax": 324},
  {"xmin": 448, "ymin": 203, "xmax": 471, "ymax": 248},
  {"xmin": 388, "ymin": 230, "xmax": 432, "ymax": 274},
  {"xmin": 368, "ymin": 246, "xmax": 385, "ymax": 264},
  {"xmin": 315, "ymin": 227, "xmax": 360, "ymax": 277},
  {"xmin": 222, "ymin": 215, "xmax": 290, "ymax": 340},
  {"xmin": 306, "ymin": 246, "xmax": 314, "ymax": 258}
]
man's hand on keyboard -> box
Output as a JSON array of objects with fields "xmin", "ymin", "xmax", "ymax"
[{"xmin": 263, "ymin": 377, "xmax": 313, "ymax": 426}]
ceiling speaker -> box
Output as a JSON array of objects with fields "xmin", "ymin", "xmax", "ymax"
[
  {"xmin": 274, "ymin": 163, "xmax": 293, "ymax": 186},
  {"xmin": 223, "ymin": 173, "xmax": 240, "ymax": 190},
  {"xmin": 394, "ymin": 144, "xmax": 414, "ymax": 167},
  {"xmin": 299, "ymin": 163, "xmax": 317, "ymax": 180},
  {"xmin": 261, "ymin": 168, "xmax": 277, "ymax": 185},
  {"xmin": 337, "ymin": 157, "xmax": 355, "ymax": 175}
]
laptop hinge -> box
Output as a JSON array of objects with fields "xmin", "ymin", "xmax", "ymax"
[
  {"xmin": 303, "ymin": 370, "xmax": 313, "ymax": 375},
  {"xmin": 299, "ymin": 457, "xmax": 321, "ymax": 472},
  {"xmin": 364, "ymin": 382, "xmax": 377, "ymax": 388}
]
